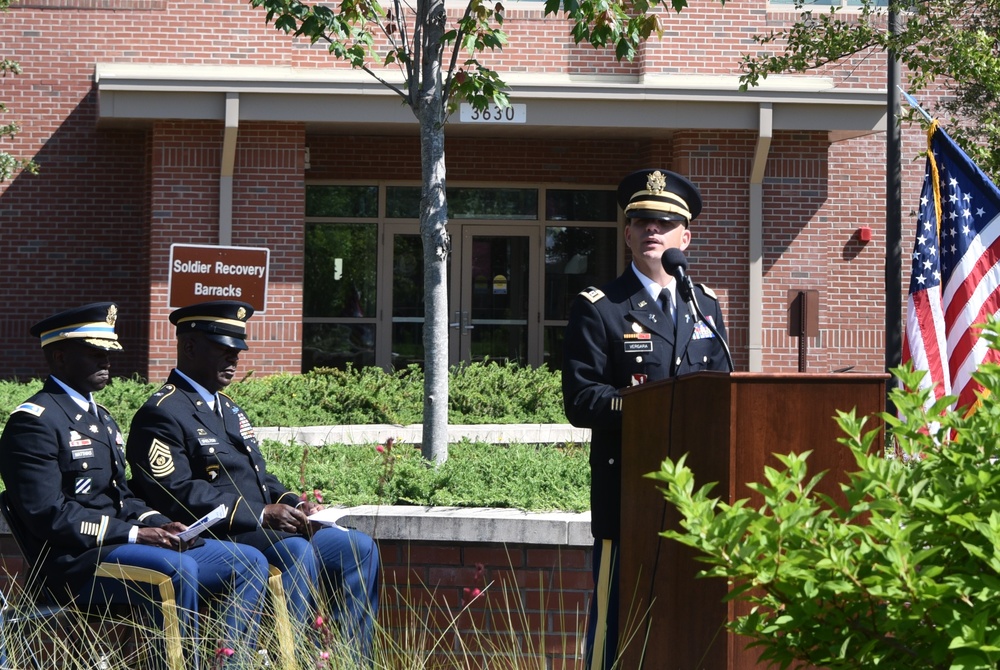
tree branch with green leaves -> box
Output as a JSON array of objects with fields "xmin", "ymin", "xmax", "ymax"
[{"xmin": 739, "ymin": 0, "xmax": 1000, "ymax": 182}]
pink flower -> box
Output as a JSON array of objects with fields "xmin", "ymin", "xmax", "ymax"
[
  {"xmin": 314, "ymin": 615, "xmax": 324, "ymax": 628},
  {"xmin": 376, "ymin": 444, "xmax": 385, "ymax": 453},
  {"xmin": 215, "ymin": 647, "xmax": 235, "ymax": 658}
]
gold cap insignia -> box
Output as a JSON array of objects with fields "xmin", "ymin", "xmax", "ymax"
[
  {"xmin": 237, "ymin": 307, "xmax": 247, "ymax": 321},
  {"xmin": 646, "ymin": 170, "xmax": 666, "ymax": 194},
  {"xmin": 106, "ymin": 305, "xmax": 118, "ymax": 326}
]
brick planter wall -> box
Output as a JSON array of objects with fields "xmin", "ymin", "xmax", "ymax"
[{"xmin": 0, "ymin": 507, "xmax": 594, "ymax": 669}]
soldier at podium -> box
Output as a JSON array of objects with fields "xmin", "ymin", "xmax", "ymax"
[{"xmin": 562, "ymin": 168, "xmax": 729, "ymax": 670}]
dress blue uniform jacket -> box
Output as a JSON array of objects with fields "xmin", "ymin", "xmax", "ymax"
[
  {"xmin": 126, "ymin": 371, "xmax": 302, "ymax": 552},
  {"xmin": 0, "ymin": 379, "xmax": 172, "ymax": 596},
  {"xmin": 562, "ymin": 268, "xmax": 729, "ymax": 541}
]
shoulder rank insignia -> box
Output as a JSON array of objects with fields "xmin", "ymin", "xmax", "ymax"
[
  {"xmin": 12, "ymin": 402, "xmax": 44, "ymax": 417},
  {"xmin": 148, "ymin": 439, "xmax": 175, "ymax": 479},
  {"xmin": 580, "ymin": 287, "xmax": 605, "ymax": 304},
  {"xmin": 699, "ymin": 284, "xmax": 718, "ymax": 300}
]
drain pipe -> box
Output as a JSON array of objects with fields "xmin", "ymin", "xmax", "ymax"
[
  {"xmin": 220, "ymin": 92, "xmax": 239, "ymax": 246},
  {"xmin": 748, "ymin": 103, "xmax": 772, "ymax": 372}
]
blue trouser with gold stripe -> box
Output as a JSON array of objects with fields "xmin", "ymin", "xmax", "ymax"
[
  {"xmin": 75, "ymin": 539, "xmax": 269, "ymax": 665},
  {"xmin": 586, "ymin": 538, "xmax": 620, "ymax": 670},
  {"xmin": 262, "ymin": 527, "xmax": 380, "ymax": 661}
]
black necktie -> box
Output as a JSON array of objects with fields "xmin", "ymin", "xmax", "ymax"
[{"xmin": 661, "ymin": 291, "xmax": 675, "ymax": 325}]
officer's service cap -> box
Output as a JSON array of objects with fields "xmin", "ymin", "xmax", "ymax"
[
  {"xmin": 30, "ymin": 302, "xmax": 124, "ymax": 351},
  {"xmin": 170, "ymin": 300, "xmax": 254, "ymax": 350},
  {"xmin": 617, "ymin": 169, "xmax": 702, "ymax": 226}
]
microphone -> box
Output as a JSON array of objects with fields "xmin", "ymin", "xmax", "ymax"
[
  {"xmin": 661, "ymin": 248, "xmax": 695, "ymax": 307},
  {"xmin": 660, "ymin": 248, "xmax": 734, "ymax": 372}
]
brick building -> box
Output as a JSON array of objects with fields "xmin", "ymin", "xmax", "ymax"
[{"xmin": 0, "ymin": 0, "xmax": 918, "ymax": 381}]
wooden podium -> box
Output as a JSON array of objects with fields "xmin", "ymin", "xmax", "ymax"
[{"xmin": 618, "ymin": 371, "xmax": 887, "ymax": 670}]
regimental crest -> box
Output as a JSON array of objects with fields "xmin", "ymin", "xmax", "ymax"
[
  {"xmin": 148, "ymin": 439, "xmax": 175, "ymax": 478},
  {"xmin": 106, "ymin": 304, "xmax": 118, "ymax": 326},
  {"xmin": 646, "ymin": 170, "xmax": 666, "ymax": 194},
  {"xmin": 237, "ymin": 307, "xmax": 247, "ymax": 321}
]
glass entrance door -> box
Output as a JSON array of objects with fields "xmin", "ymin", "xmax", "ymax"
[
  {"xmin": 384, "ymin": 224, "xmax": 540, "ymax": 369},
  {"xmin": 383, "ymin": 225, "xmax": 428, "ymax": 370},
  {"xmin": 454, "ymin": 226, "xmax": 540, "ymax": 367}
]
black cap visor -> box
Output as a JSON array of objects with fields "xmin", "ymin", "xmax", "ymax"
[
  {"xmin": 203, "ymin": 332, "xmax": 249, "ymax": 351},
  {"xmin": 626, "ymin": 208, "xmax": 690, "ymax": 226}
]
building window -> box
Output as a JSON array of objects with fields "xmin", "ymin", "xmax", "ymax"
[
  {"xmin": 303, "ymin": 183, "xmax": 619, "ymax": 372},
  {"xmin": 543, "ymin": 189, "xmax": 620, "ymax": 370},
  {"xmin": 302, "ymin": 186, "xmax": 379, "ymax": 372}
]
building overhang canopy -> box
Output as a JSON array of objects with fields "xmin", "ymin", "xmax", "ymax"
[{"xmin": 95, "ymin": 64, "xmax": 887, "ymax": 142}]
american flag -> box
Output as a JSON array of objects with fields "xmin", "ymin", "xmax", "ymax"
[{"xmin": 902, "ymin": 122, "xmax": 1000, "ymax": 412}]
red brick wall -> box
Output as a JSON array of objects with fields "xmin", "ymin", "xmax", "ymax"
[
  {"xmin": 144, "ymin": 121, "xmax": 305, "ymax": 381},
  {"xmin": 0, "ymin": 534, "xmax": 592, "ymax": 668},
  {"xmin": 380, "ymin": 540, "xmax": 591, "ymax": 669}
]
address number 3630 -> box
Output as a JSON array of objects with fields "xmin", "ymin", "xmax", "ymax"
[{"xmin": 459, "ymin": 103, "xmax": 527, "ymax": 124}]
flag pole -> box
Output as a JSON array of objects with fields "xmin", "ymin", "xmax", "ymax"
[
  {"xmin": 886, "ymin": 5, "xmax": 903, "ymax": 415},
  {"xmin": 898, "ymin": 87, "xmax": 934, "ymax": 124}
]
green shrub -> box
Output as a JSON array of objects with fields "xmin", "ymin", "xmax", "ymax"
[
  {"xmin": 0, "ymin": 361, "xmax": 567, "ymax": 432},
  {"xmin": 261, "ymin": 439, "xmax": 590, "ymax": 512},
  {"xmin": 651, "ymin": 315, "xmax": 1000, "ymax": 669},
  {"xmin": 0, "ymin": 362, "xmax": 585, "ymax": 513}
]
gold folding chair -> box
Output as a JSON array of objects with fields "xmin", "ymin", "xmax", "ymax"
[
  {"xmin": 267, "ymin": 565, "xmax": 298, "ymax": 670},
  {"xmin": 91, "ymin": 562, "xmax": 183, "ymax": 670},
  {"xmin": 0, "ymin": 493, "xmax": 184, "ymax": 670}
]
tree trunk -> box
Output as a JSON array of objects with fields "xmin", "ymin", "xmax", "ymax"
[{"xmin": 417, "ymin": 0, "xmax": 449, "ymax": 464}]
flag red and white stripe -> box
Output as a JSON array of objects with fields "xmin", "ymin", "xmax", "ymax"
[{"xmin": 902, "ymin": 121, "xmax": 1000, "ymax": 411}]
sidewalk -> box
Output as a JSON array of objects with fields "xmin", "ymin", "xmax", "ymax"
[{"xmin": 255, "ymin": 423, "xmax": 591, "ymax": 446}]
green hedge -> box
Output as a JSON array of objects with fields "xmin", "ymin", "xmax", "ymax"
[
  {"xmin": 0, "ymin": 363, "xmax": 587, "ymax": 511},
  {"xmin": 263, "ymin": 439, "xmax": 590, "ymax": 512},
  {"xmin": 0, "ymin": 361, "xmax": 568, "ymax": 431}
]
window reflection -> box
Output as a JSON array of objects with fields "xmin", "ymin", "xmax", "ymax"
[
  {"xmin": 545, "ymin": 226, "xmax": 618, "ymax": 320},
  {"xmin": 545, "ymin": 189, "xmax": 617, "ymax": 222},
  {"xmin": 302, "ymin": 222, "xmax": 377, "ymax": 372},
  {"xmin": 305, "ymin": 185, "xmax": 378, "ymax": 218}
]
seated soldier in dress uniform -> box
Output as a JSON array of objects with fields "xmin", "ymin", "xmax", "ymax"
[
  {"xmin": 126, "ymin": 300, "xmax": 380, "ymax": 661},
  {"xmin": 0, "ymin": 302, "xmax": 271, "ymax": 665}
]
